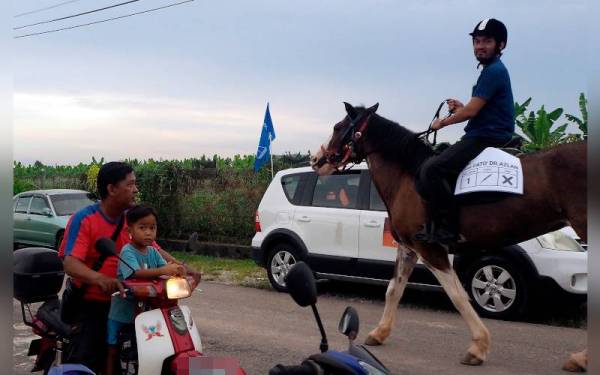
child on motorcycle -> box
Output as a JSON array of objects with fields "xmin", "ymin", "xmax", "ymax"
[{"xmin": 105, "ymin": 204, "xmax": 186, "ymax": 375}]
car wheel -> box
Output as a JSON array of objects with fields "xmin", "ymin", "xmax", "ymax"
[
  {"xmin": 267, "ymin": 243, "xmax": 299, "ymax": 292},
  {"xmin": 55, "ymin": 231, "xmax": 64, "ymax": 251},
  {"xmin": 465, "ymin": 255, "xmax": 529, "ymax": 320}
]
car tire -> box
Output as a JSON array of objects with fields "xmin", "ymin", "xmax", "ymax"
[
  {"xmin": 55, "ymin": 231, "xmax": 64, "ymax": 251},
  {"xmin": 267, "ymin": 243, "xmax": 300, "ymax": 292},
  {"xmin": 464, "ymin": 255, "xmax": 530, "ymax": 320}
]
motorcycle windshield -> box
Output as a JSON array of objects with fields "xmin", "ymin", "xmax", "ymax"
[{"xmin": 347, "ymin": 345, "xmax": 390, "ymax": 374}]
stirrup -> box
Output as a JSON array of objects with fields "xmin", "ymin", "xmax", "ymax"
[
  {"xmin": 412, "ymin": 223, "xmax": 435, "ymax": 243},
  {"xmin": 413, "ymin": 222, "xmax": 457, "ymax": 245}
]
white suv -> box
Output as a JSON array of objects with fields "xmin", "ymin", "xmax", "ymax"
[{"xmin": 251, "ymin": 164, "xmax": 588, "ymax": 319}]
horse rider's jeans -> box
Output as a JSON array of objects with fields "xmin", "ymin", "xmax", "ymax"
[{"xmin": 416, "ymin": 137, "xmax": 506, "ymax": 222}]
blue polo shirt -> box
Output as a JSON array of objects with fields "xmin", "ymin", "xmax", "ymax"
[{"xmin": 464, "ymin": 56, "xmax": 515, "ymax": 143}]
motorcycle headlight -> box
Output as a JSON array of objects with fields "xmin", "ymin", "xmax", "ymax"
[
  {"xmin": 358, "ymin": 361, "xmax": 387, "ymax": 375},
  {"xmin": 166, "ymin": 277, "xmax": 192, "ymax": 299},
  {"xmin": 537, "ymin": 230, "xmax": 584, "ymax": 252}
]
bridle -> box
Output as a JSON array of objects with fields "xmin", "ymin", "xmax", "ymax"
[
  {"xmin": 314, "ymin": 100, "xmax": 450, "ymax": 171},
  {"xmin": 314, "ymin": 110, "xmax": 373, "ymax": 171}
]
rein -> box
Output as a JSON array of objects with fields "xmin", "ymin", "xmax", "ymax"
[
  {"xmin": 317, "ymin": 100, "xmax": 451, "ymax": 171},
  {"xmin": 416, "ymin": 100, "xmax": 452, "ymax": 147}
]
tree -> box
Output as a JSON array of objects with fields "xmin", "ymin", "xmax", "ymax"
[
  {"xmin": 514, "ymin": 98, "xmax": 569, "ymax": 152},
  {"xmin": 564, "ymin": 92, "xmax": 588, "ymax": 140}
]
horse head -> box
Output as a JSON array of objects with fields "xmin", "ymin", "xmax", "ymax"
[{"xmin": 311, "ymin": 102, "xmax": 379, "ymax": 175}]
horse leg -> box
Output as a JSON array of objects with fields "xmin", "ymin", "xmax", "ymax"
[
  {"xmin": 365, "ymin": 245, "xmax": 418, "ymax": 346},
  {"xmin": 562, "ymin": 349, "xmax": 587, "ymax": 372},
  {"xmin": 425, "ymin": 257, "xmax": 491, "ymax": 365}
]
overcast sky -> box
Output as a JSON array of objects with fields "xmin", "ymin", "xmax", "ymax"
[{"xmin": 13, "ymin": 0, "xmax": 589, "ymax": 165}]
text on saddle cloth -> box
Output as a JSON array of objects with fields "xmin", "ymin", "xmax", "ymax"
[{"xmin": 455, "ymin": 147, "xmax": 523, "ymax": 195}]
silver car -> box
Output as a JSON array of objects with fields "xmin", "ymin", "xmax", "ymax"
[{"xmin": 13, "ymin": 189, "xmax": 96, "ymax": 249}]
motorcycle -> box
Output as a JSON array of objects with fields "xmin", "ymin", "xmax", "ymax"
[
  {"xmin": 14, "ymin": 240, "xmax": 246, "ymax": 375},
  {"xmin": 14, "ymin": 246, "xmax": 75, "ymax": 375},
  {"xmin": 94, "ymin": 237, "xmax": 247, "ymax": 375},
  {"xmin": 269, "ymin": 262, "xmax": 391, "ymax": 375}
]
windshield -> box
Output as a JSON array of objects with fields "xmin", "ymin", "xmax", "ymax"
[{"xmin": 50, "ymin": 193, "xmax": 96, "ymax": 216}]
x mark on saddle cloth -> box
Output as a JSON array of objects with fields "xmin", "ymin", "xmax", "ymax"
[
  {"xmin": 502, "ymin": 175, "xmax": 514, "ymax": 185},
  {"xmin": 477, "ymin": 173, "xmax": 514, "ymax": 186}
]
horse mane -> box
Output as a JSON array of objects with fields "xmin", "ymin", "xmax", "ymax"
[{"xmin": 363, "ymin": 112, "xmax": 435, "ymax": 175}]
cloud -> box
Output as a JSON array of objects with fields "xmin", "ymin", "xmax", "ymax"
[{"xmin": 13, "ymin": 91, "xmax": 337, "ymax": 164}]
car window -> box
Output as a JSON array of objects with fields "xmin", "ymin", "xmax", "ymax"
[
  {"xmin": 369, "ymin": 181, "xmax": 387, "ymax": 211},
  {"xmin": 15, "ymin": 196, "xmax": 32, "ymax": 213},
  {"xmin": 29, "ymin": 196, "xmax": 51, "ymax": 215},
  {"xmin": 281, "ymin": 174, "xmax": 302, "ymax": 203},
  {"xmin": 50, "ymin": 193, "xmax": 96, "ymax": 216},
  {"xmin": 311, "ymin": 174, "xmax": 360, "ymax": 209}
]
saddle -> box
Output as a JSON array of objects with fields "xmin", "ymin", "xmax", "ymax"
[{"xmin": 36, "ymin": 298, "xmax": 75, "ymax": 338}]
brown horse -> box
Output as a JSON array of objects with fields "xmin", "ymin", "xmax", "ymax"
[{"xmin": 311, "ymin": 103, "xmax": 587, "ymax": 371}]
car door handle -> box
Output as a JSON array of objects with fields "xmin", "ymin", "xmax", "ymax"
[
  {"xmin": 364, "ymin": 221, "xmax": 381, "ymax": 228},
  {"xmin": 297, "ymin": 216, "xmax": 311, "ymax": 222}
]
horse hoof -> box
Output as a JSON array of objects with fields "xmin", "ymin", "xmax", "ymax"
[
  {"xmin": 364, "ymin": 335, "xmax": 383, "ymax": 346},
  {"xmin": 562, "ymin": 360, "xmax": 586, "ymax": 372},
  {"xmin": 461, "ymin": 352, "xmax": 484, "ymax": 366}
]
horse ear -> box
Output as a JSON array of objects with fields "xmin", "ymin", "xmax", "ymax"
[
  {"xmin": 344, "ymin": 102, "xmax": 358, "ymax": 119},
  {"xmin": 367, "ymin": 103, "xmax": 379, "ymax": 114}
]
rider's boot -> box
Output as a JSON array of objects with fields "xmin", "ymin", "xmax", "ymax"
[{"xmin": 413, "ymin": 205, "xmax": 458, "ymax": 245}]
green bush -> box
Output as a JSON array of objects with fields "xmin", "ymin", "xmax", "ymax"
[
  {"xmin": 12, "ymin": 152, "xmax": 311, "ymax": 244},
  {"xmin": 13, "ymin": 178, "xmax": 36, "ymax": 195}
]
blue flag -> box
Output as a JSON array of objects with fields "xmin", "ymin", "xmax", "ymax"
[{"xmin": 254, "ymin": 103, "xmax": 276, "ymax": 172}]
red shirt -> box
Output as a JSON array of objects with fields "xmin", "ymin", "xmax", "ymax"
[{"xmin": 59, "ymin": 203, "xmax": 161, "ymax": 302}]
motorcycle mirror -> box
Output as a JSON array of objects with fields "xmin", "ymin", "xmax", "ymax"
[
  {"xmin": 338, "ymin": 306, "xmax": 360, "ymax": 340},
  {"xmin": 95, "ymin": 237, "xmax": 117, "ymax": 257},
  {"xmin": 284, "ymin": 262, "xmax": 317, "ymax": 307},
  {"xmin": 94, "ymin": 237, "xmax": 137, "ymax": 274}
]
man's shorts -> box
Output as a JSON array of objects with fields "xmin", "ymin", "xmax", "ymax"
[{"xmin": 107, "ymin": 318, "xmax": 133, "ymax": 345}]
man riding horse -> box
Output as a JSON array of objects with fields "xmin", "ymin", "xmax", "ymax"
[
  {"xmin": 415, "ymin": 18, "xmax": 514, "ymax": 244},
  {"xmin": 311, "ymin": 16, "xmax": 587, "ymax": 372}
]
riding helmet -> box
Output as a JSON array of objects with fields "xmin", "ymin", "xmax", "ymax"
[{"xmin": 469, "ymin": 18, "xmax": 508, "ymax": 46}]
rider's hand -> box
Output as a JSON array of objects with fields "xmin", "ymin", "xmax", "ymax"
[
  {"xmin": 162, "ymin": 263, "xmax": 186, "ymax": 276},
  {"xmin": 447, "ymin": 98, "xmax": 464, "ymax": 113},
  {"xmin": 94, "ymin": 274, "xmax": 125, "ymax": 297}
]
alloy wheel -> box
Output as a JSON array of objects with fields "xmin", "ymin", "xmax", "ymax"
[
  {"xmin": 270, "ymin": 250, "xmax": 297, "ymax": 288},
  {"xmin": 471, "ymin": 265, "xmax": 517, "ymax": 313}
]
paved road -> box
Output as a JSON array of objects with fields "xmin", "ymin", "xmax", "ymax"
[{"xmin": 14, "ymin": 282, "xmax": 586, "ymax": 374}]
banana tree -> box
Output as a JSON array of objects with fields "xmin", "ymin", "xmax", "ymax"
[
  {"xmin": 565, "ymin": 92, "xmax": 588, "ymax": 140},
  {"xmin": 514, "ymin": 98, "xmax": 569, "ymax": 152}
]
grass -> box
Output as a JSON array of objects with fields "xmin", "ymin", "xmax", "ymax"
[{"xmin": 171, "ymin": 251, "xmax": 271, "ymax": 289}]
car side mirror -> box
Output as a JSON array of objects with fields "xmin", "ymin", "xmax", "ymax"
[
  {"xmin": 338, "ymin": 306, "xmax": 359, "ymax": 340},
  {"xmin": 42, "ymin": 207, "xmax": 53, "ymax": 217}
]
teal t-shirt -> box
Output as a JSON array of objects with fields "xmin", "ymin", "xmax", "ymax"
[{"xmin": 108, "ymin": 244, "xmax": 167, "ymax": 323}]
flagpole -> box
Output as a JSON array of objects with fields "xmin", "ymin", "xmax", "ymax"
[{"xmin": 269, "ymin": 133, "xmax": 274, "ymax": 179}]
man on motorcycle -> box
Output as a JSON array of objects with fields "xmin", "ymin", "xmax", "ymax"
[
  {"xmin": 58, "ymin": 161, "xmax": 198, "ymax": 373},
  {"xmin": 414, "ymin": 18, "xmax": 516, "ymax": 244}
]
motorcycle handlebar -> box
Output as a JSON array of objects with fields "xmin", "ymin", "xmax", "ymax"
[{"xmin": 269, "ymin": 362, "xmax": 320, "ymax": 375}]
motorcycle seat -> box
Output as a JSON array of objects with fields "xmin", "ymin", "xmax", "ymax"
[{"xmin": 36, "ymin": 299, "xmax": 75, "ymax": 338}]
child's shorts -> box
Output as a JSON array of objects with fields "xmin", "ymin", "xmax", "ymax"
[{"xmin": 107, "ymin": 319, "xmax": 133, "ymax": 345}]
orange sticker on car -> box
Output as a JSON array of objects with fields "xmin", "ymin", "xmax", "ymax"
[{"xmin": 383, "ymin": 218, "xmax": 398, "ymax": 248}]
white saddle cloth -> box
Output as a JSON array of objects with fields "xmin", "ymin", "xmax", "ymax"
[{"xmin": 454, "ymin": 147, "xmax": 523, "ymax": 195}]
